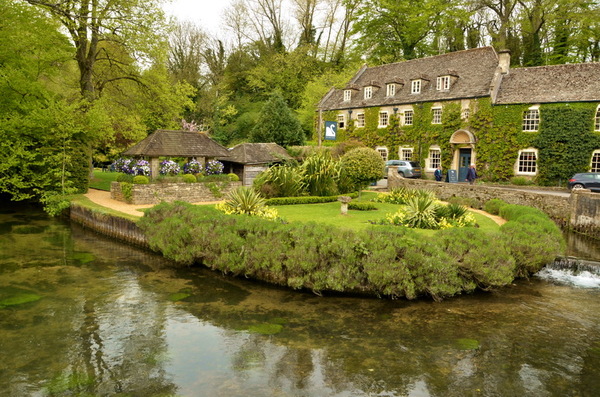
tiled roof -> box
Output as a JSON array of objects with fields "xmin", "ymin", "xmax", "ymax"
[
  {"xmin": 123, "ymin": 130, "xmax": 230, "ymax": 157},
  {"xmin": 219, "ymin": 143, "xmax": 292, "ymax": 164},
  {"xmin": 495, "ymin": 63, "xmax": 600, "ymax": 104},
  {"xmin": 319, "ymin": 47, "xmax": 500, "ymax": 111}
]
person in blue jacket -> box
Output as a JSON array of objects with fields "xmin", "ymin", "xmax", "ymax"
[
  {"xmin": 466, "ymin": 164, "xmax": 477, "ymax": 185},
  {"xmin": 434, "ymin": 166, "xmax": 443, "ymax": 181}
]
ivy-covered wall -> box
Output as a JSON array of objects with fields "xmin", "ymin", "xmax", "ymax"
[{"xmin": 325, "ymin": 99, "xmax": 600, "ymax": 185}]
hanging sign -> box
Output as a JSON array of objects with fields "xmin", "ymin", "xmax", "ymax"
[{"xmin": 324, "ymin": 121, "xmax": 337, "ymax": 140}]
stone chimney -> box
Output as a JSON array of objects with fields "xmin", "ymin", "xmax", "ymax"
[{"xmin": 498, "ymin": 50, "xmax": 511, "ymax": 74}]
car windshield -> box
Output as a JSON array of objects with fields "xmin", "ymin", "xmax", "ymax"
[{"xmin": 409, "ymin": 162, "xmax": 420, "ymax": 168}]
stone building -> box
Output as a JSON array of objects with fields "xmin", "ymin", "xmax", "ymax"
[
  {"xmin": 218, "ymin": 142, "xmax": 292, "ymax": 186},
  {"xmin": 318, "ymin": 47, "xmax": 600, "ymax": 183}
]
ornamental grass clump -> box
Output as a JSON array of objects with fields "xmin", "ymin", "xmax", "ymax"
[
  {"xmin": 254, "ymin": 163, "xmax": 304, "ymax": 198},
  {"xmin": 216, "ymin": 187, "xmax": 279, "ymax": 220},
  {"xmin": 382, "ymin": 196, "xmax": 475, "ymax": 230}
]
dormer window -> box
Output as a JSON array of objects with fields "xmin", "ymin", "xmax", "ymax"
[
  {"xmin": 386, "ymin": 83, "xmax": 396, "ymax": 97},
  {"xmin": 523, "ymin": 106, "xmax": 540, "ymax": 131},
  {"xmin": 411, "ymin": 80, "xmax": 421, "ymax": 94},
  {"xmin": 344, "ymin": 90, "xmax": 352, "ymax": 102},
  {"xmin": 436, "ymin": 75, "xmax": 450, "ymax": 91},
  {"xmin": 364, "ymin": 86, "xmax": 373, "ymax": 100}
]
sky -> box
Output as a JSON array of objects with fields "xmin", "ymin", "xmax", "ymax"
[{"xmin": 163, "ymin": 0, "xmax": 233, "ymax": 36}]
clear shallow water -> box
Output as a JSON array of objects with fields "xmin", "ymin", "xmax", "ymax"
[{"xmin": 1, "ymin": 204, "xmax": 599, "ymax": 396}]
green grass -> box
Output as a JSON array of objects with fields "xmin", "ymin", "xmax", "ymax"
[
  {"xmin": 70, "ymin": 195, "xmax": 141, "ymax": 221},
  {"xmin": 274, "ymin": 191, "xmax": 500, "ymax": 234},
  {"xmin": 89, "ymin": 169, "xmax": 119, "ymax": 191}
]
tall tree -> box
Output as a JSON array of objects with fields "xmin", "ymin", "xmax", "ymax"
[
  {"xmin": 24, "ymin": 0, "xmax": 170, "ymax": 102},
  {"xmin": 250, "ymin": 92, "xmax": 305, "ymax": 146}
]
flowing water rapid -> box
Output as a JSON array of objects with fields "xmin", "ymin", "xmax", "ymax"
[{"xmin": 0, "ymin": 203, "xmax": 599, "ymax": 396}]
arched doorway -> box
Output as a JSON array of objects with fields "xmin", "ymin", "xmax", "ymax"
[{"xmin": 449, "ymin": 130, "xmax": 477, "ymax": 182}]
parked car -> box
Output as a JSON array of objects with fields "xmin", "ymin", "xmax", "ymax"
[
  {"xmin": 384, "ymin": 160, "xmax": 422, "ymax": 178},
  {"xmin": 568, "ymin": 172, "xmax": 600, "ymax": 192}
]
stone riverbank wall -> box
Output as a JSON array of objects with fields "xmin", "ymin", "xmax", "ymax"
[
  {"xmin": 388, "ymin": 171, "xmax": 600, "ymax": 238},
  {"xmin": 70, "ymin": 203, "xmax": 149, "ymax": 248},
  {"xmin": 110, "ymin": 181, "xmax": 242, "ymax": 205}
]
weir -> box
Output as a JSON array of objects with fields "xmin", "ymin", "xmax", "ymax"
[{"xmin": 536, "ymin": 256, "xmax": 600, "ymax": 288}]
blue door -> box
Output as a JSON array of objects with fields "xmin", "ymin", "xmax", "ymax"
[{"xmin": 458, "ymin": 149, "xmax": 471, "ymax": 181}]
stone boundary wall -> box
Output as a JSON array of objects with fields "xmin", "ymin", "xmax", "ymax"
[
  {"xmin": 569, "ymin": 190, "xmax": 600, "ymax": 239},
  {"xmin": 70, "ymin": 203, "xmax": 149, "ymax": 248},
  {"xmin": 110, "ymin": 181, "xmax": 242, "ymax": 205}
]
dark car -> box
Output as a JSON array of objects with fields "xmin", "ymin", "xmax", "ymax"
[
  {"xmin": 568, "ymin": 172, "xmax": 600, "ymax": 192},
  {"xmin": 384, "ymin": 160, "xmax": 421, "ymax": 178}
]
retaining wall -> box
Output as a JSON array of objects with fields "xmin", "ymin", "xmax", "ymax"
[
  {"xmin": 569, "ymin": 190, "xmax": 600, "ymax": 239},
  {"xmin": 70, "ymin": 203, "xmax": 149, "ymax": 248},
  {"xmin": 110, "ymin": 181, "xmax": 242, "ymax": 205}
]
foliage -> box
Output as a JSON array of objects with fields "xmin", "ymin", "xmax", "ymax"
[
  {"xmin": 265, "ymin": 193, "xmax": 359, "ymax": 206},
  {"xmin": 138, "ymin": 200, "xmax": 562, "ymax": 301},
  {"xmin": 300, "ymin": 151, "xmax": 341, "ymax": 196},
  {"xmin": 340, "ymin": 147, "xmax": 385, "ymax": 191},
  {"xmin": 253, "ymin": 163, "xmax": 304, "ymax": 198},
  {"xmin": 215, "ymin": 187, "xmax": 279, "ymax": 220},
  {"xmin": 228, "ymin": 173, "xmax": 239, "ymax": 181},
  {"xmin": 160, "ymin": 160, "xmax": 181, "ymax": 175},
  {"xmin": 483, "ymin": 199, "xmax": 508, "ymax": 215},
  {"xmin": 348, "ymin": 202, "xmax": 378, "ymax": 211},
  {"xmin": 182, "ymin": 174, "xmax": 196, "ymax": 183},
  {"xmin": 250, "ymin": 92, "xmax": 305, "ymax": 146},
  {"xmin": 510, "ymin": 176, "xmax": 535, "ymax": 186},
  {"xmin": 373, "ymin": 187, "xmax": 436, "ymax": 205},
  {"xmin": 206, "ymin": 182, "xmax": 224, "ymax": 198},
  {"xmin": 183, "ymin": 159, "xmax": 202, "ymax": 174},
  {"xmin": 132, "ymin": 175, "xmax": 149, "ymax": 184},
  {"xmin": 205, "ymin": 160, "xmax": 224, "ymax": 175},
  {"xmin": 120, "ymin": 182, "xmax": 133, "ymax": 202}
]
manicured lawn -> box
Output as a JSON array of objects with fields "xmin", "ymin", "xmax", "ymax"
[
  {"xmin": 274, "ymin": 191, "xmax": 500, "ymax": 234},
  {"xmin": 89, "ymin": 169, "xmax": 119, "ymax": 191}
]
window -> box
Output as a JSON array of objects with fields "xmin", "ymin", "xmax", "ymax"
[
  {"xmin": 376, "ymin": 147, "xmax": 389, "ymax": 162},
  {"xmin": 523, "ymin": 107, "xmax": 540, "ymax": 131},
  {"xmin": 355, "ymin": 113, "xmax": 365, "ymax": 128},
  {"xmin": 462, "ymin": 108, "xmax": 470, "ymax": 121},
  {"xmin": 386, "ymin": 83, "xmax": 396, "ymax": 97},
  {"xmin": 364, "ymin": 86, "xmax": 372, "ymax": 100},
  {"xmin": 337, "ymin": 114, "xmax": 345, "ymax": 129},
  {"xmin": 428, "ymin": 147, "xmax": 441, "ymax": 170},
  {"xmin": 379, "ymin": 111, "xmax": 389, "ymax": 127},
  {"xmin": 400, "ymin": 147, "xmax": 413, "ymax": 161},
  {"xmin": 344, "ymin": 90, "xmax": 351, "ymax": 102},
  {"xmin": 595, "ymin": 106, "xmax": 600, "ymax": 131},
  {"xmin": 432, "ymin": 108, "xmax": 442, "ymax": 124},
  {"xmin": 411, "ymin": 79, "xmax": 421, "ymax": 94},
  {"xmin": 403, "ymin": 110, "xmax": 414, "ymax": 126},
  {"xmin": 436, "ymin": 76, "xmax": 450, "ymax": 91},
  {"xmin": 591, "ymin": 151, "xmax": 600, "ymax": 172},
  {"xmin": 517, "ymin": 149, "xmax": 537, "ymax": 174}
]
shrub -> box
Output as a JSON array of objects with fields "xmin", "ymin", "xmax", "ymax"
[
  {"xmin": 183, "ymin": 159, "xmax": 202, "ymax": 174},
  {"xmin": 132, "ymin": 175, "xmax": 149, "ymax": 184},
  {"xmin": 112, "ymin": 158, "xmax": 133, "ymax": 174},
  {"xmin": 446, "ymin": 196, "xmax": 482, "ymax": 209},
  {"xmin": 510, "ymin": 176, "xmax": 534, "ymax": 186},
  {"xmin": 205, "ymin": 160, "xmax": 224, "ymax": 175},
  {"xmin": 483, "ymin": 198, "xmax": 507, "ymax": 215},
  {"xmin": 159, "ymin": 160, "xmax": 181, "ymax": 175},
  {"xmin": 254, "ymin": 163, "xmax": 304, "ymax": 198},
  {"xmin": 228, "ymin": 173, "xmax": 239, "ymax": 182},
  {"xmin": 116, "ymin": 173, "xmax": 133, "ymax": 183},
  {"xmin": 265, "ymin": 193, "xmax": 358, "ymax": 206},
  {"xmin": 339, "ymin": 147, "xmax": 385, "ymax": 192},
  {"xmin": 215, "ymin": 187, "xmax": 279, "ymax": 220},
  {"xmin": 300, "ymin": 151, "xmax": 340, "ymax": 196},
  {"xmin": 348, "ymin": 202, "xmax": 378, "ymax": 211},
  {"xmin": 182, "ymin": 174, "xmax": 196, "ymax": 183}
]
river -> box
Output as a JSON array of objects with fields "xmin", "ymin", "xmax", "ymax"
[{"xmin": 0, "ymin": 203, "xmax": 599, "ymax": 396}]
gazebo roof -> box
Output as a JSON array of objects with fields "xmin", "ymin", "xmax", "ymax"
[
  {"xmin": 219, "ymin": 143, "xmax": 292, "ymax": 165},
  {"xmin": 123, "ymin": 130, "xmax": 230, "ymax": 158}
]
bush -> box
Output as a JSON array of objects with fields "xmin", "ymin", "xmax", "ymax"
[
  {"xmin": 228, "ymin": 173, "xmax": 239, "ymax": 182},
  {"xmin": 510, "ymin": 176, "xmax": 534, "ymax": 186},
  {"xmin": 205, "ymin": 160, "xmax": 224, "ymax": 175},
  {"xmin": 116, "ymin": 173, "xmax": 133, "ymax": 183},
  {"xmin": 483, "ymin": 198, "xmax": 507, "ymax": 215},
  {"xmin": 215, "ymin": 187, "xmax": 279, "ymax": 220},
  {"xmin": 132, "ymin": 175, "xmax": 149, "ymax": 184},
  {"xmin": 254, "ymin": 163, "xmax": 304, "ymax": 198},
  {"xmin": 182, "ymin": 174, "xmax": 196, "ymax": 183},
  {"xmin": 340, "ymin": 147, "xmax": 385, "ymax": 191},
  {"xmin": 348, "ymin": 202, "xmax": 378, "ymax": 211},
  {"xmin": 265, "ymin": 193, "xmax": 358, "ymax": 206},
  {"xmin": 446, "ymin": 196, "xmax": 482, "ymax": 209}
]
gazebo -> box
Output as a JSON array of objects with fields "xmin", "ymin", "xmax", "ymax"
[
  {"xmin": 123, "ymin": 129, "xmax": 230, "ymax": 178},
  {"xmin": 218, "ymin": 142, "xmax": 292, "ymax": 186}
]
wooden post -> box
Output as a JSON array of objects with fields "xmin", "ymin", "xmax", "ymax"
[{"xmin": 318, "ymin": 108, "xmax": 323, "ymax": 147}]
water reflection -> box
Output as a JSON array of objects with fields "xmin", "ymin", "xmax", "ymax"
[{"xmin": 0, "ymin": 205, "xmax": 599, "ymax": 396}]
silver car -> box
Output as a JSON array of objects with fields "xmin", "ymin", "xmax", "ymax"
[{"xmin": 384, "ymin": 160, "xmax": 422, "ymax": 178}]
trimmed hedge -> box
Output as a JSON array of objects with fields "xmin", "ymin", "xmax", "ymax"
[
  {"xmin": 265, "ymin": 192, "xmax": 359, "ymax": 206},
  {"xmin": 137, "ymin": 200, "xmax": 564, "ymax": 301}
]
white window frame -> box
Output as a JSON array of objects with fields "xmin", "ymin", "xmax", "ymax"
[
  {"xmin": 343, "ymin": 90, "xmax": 351, "ymax": 102},
  {"xmin": 386, "ymin": 83, "xmax": 396, "ymax": 97},
  {"xmin": 376, "ymin": 147, "xmax": 389, "ymax": 162},
  {"xmin": 411, "ymin": 79, "xmax": 421, "ymax": 94},
  {"xmin": 337, "ymin": 114, "xmax": 345, "ymax": 129},
  {"xmin": 432, "ymin": 107, "xmax": 442, "ymax": 124},
  {"xmin": 516, "ymin": 148, "xmax": 538, "ymax": 175},
  {"xmin": 364, "ymin": 86, "xmax": 372, "ymax": 100},
  {"xmin": 378, "ymin": 111, "xmax": 389, "ymax": 128},
  {"xmin": 427, "ymin": 147, "xmax": 441, "ymax": 171},
  {"xmin": 523, "ymin": 106, "xmax": 540, "ymax": 132},
  {"xmin": 356, "ymin": 113, "xmax": 365, "ymax": 128},
  {"xmin": 400, "ymin": 147, "xmax": 414, "ymax": 161},
  {"xmin": 436, "ymin": 76, "xmax": 450, "ymax": 91},
  {"xmin": 595, "ymin": 106, "xmax": 600, "ymax": 131},
  {"xmin": 591, "ymin": 150, "xmax": 600, "ymax": 172},
  {"xmin": 403, "ymin": 110, "xmax": 414, "ymax": 126}
]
